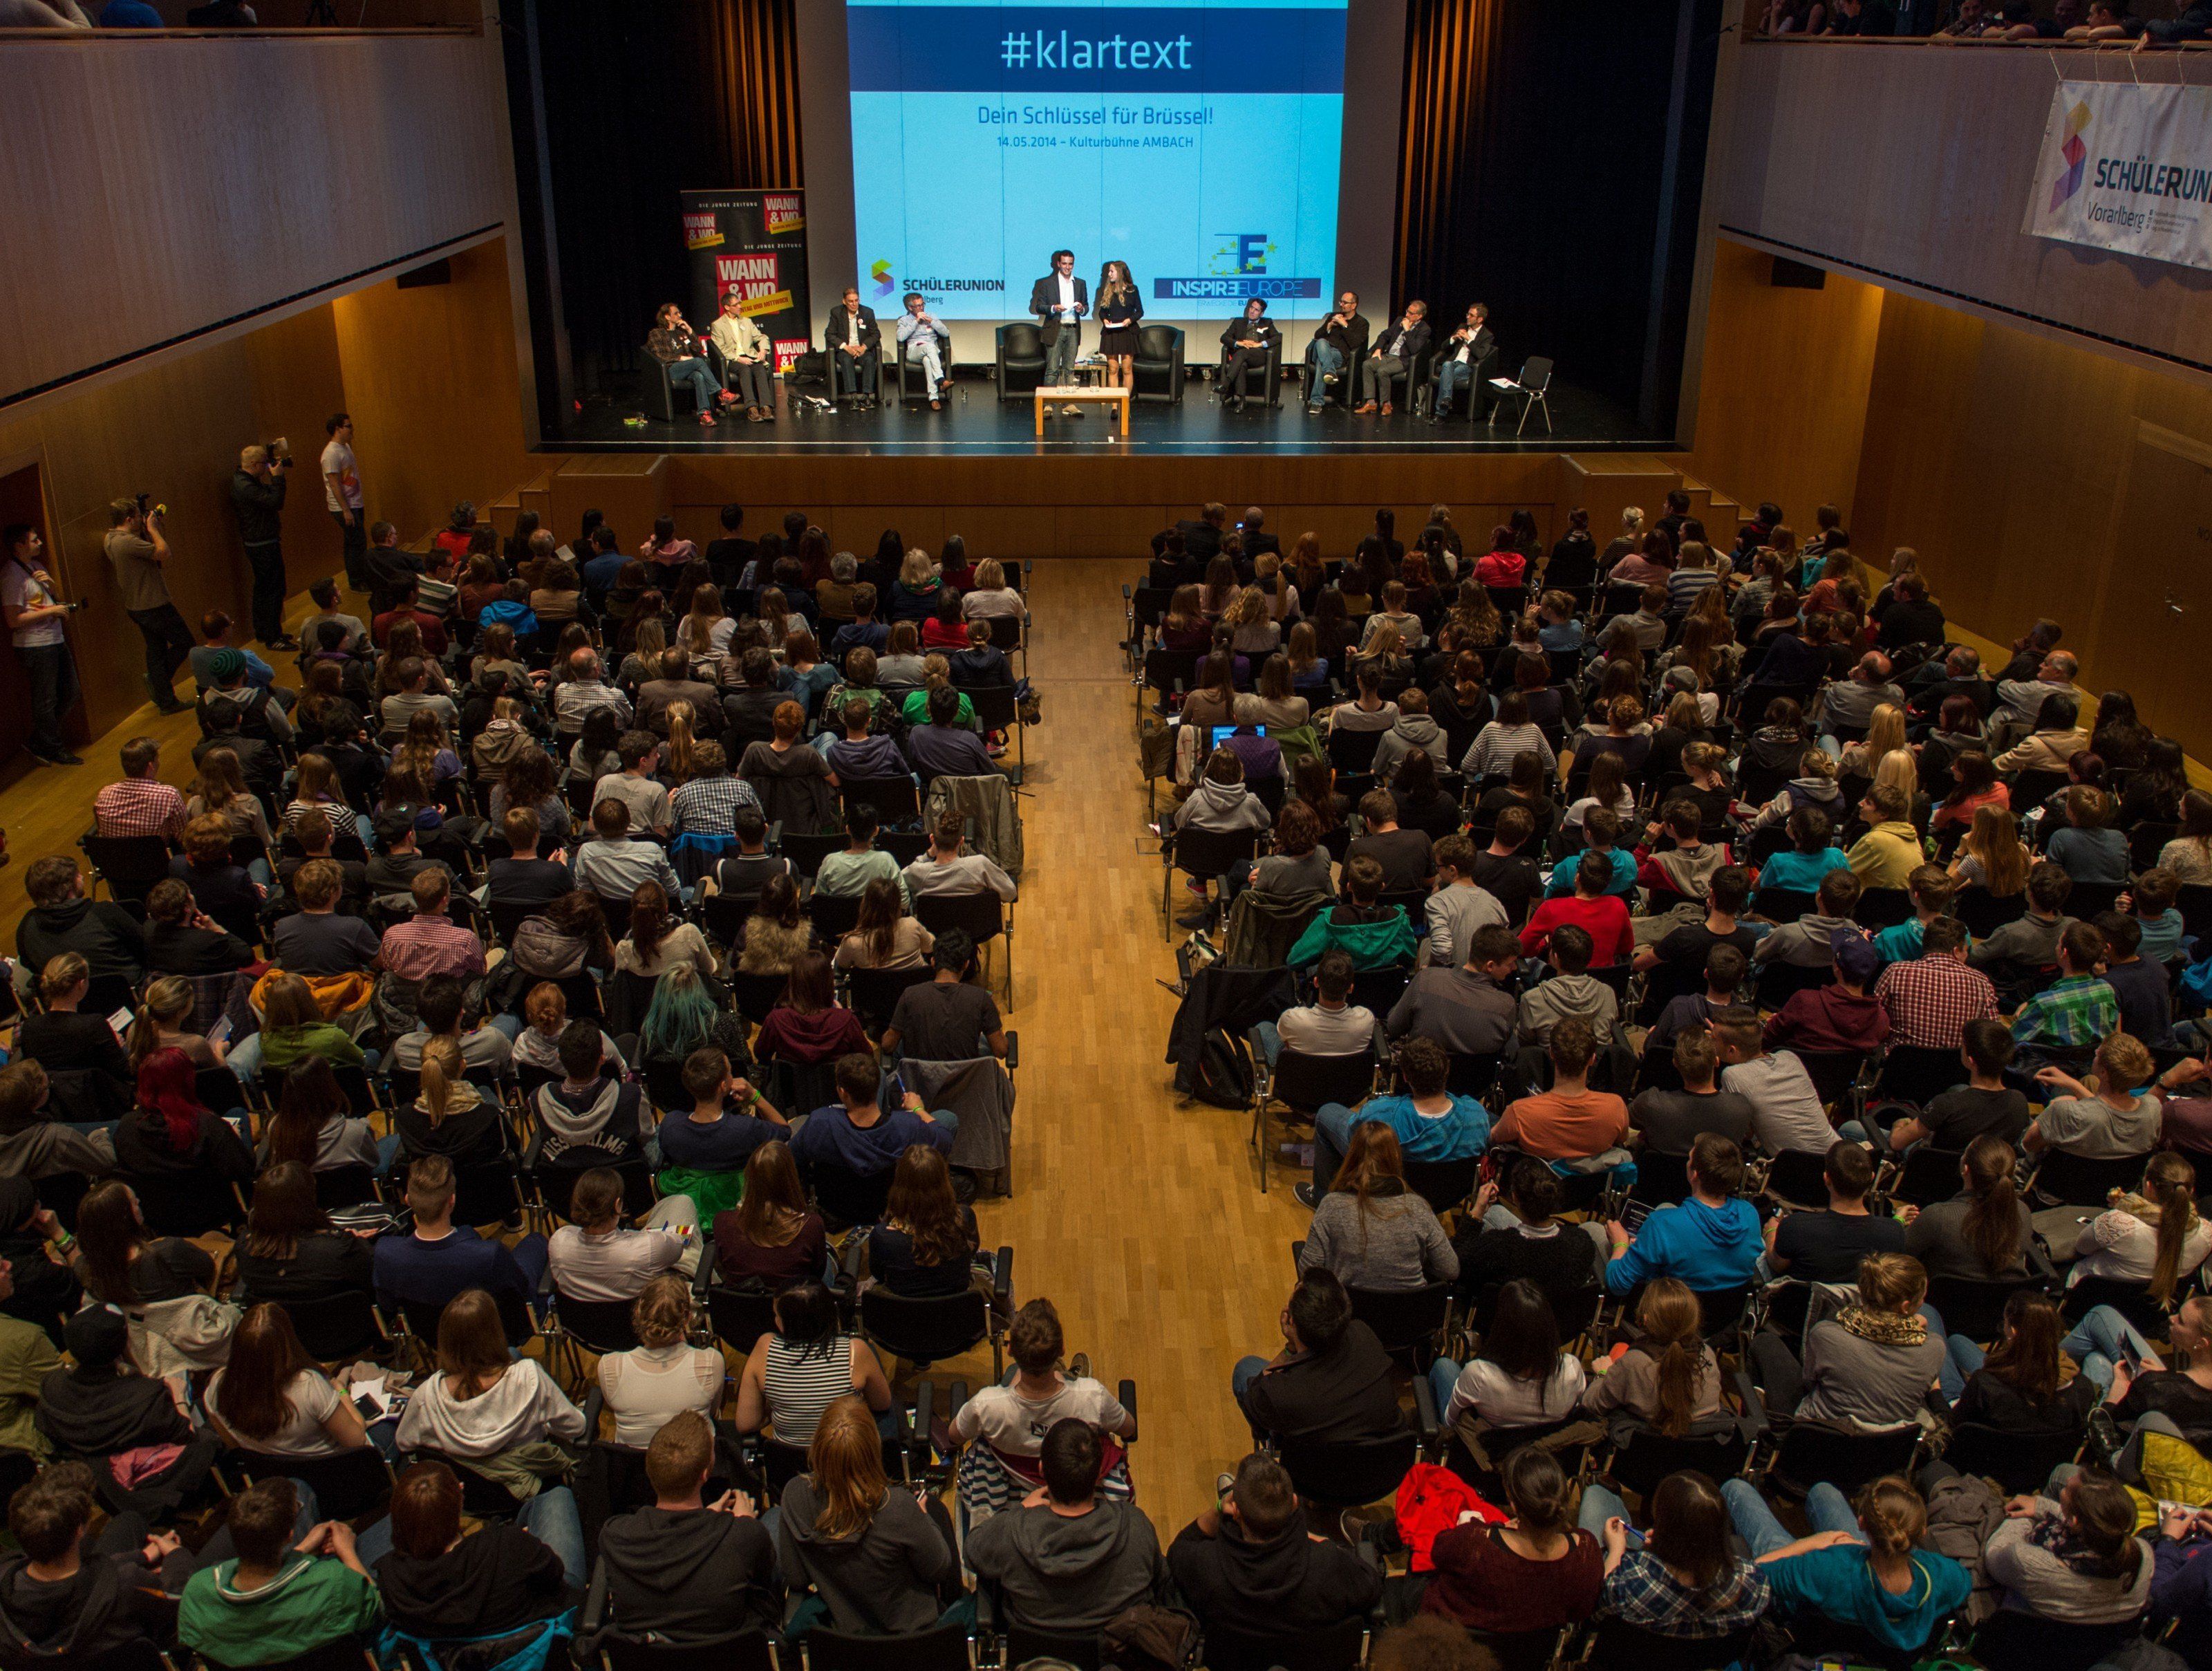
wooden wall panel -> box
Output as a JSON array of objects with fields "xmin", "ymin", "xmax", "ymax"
[
  {"xmin": 330, "ymin": 241, "xmax": 538, "ymax": 545},
  {"xmin": 1714, "ymin": 42, "xmax": 2212, "ymax": 382},
  {"xmin": 0, "ymin": 26, "xmax": 512, "ymax": 408},
  {"xmin": 1673, "ymin": 237, "xmax": 1884, "ymax": 530}
]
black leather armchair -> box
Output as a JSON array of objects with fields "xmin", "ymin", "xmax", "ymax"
[
  {"xmin": 1376, "ymin": 340, "xmax": 1435, "ymax": 411},
  {"xmin": 893, "ymin": 326, "xmax": 953, "ymax": 407},
  {"xmin": 1217, "ymin": 330, "xmax": 1282, "ymax": 407},
  {"xmin": 995, "ymin": 324, "xmax": 1048, "ymax": 401},
  {"xmin": 1132, "ymin": 325, "xmax": 1185, "ymax": 404},
  {"xmin": 1298, "ymin": 334, "xmax": 1355, "ymax": 409},
  {"xmin": 641, "ymin": 346, "xmax": 699, "ymax": 422}
]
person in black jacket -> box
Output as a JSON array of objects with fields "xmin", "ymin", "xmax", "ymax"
[
  {"xmin": 1305, "ymin": 291, "xmax": 1370, "ymax": 412},
  {"xmin": 1029, "ymin": 250, "xmax": 1089, "ymax": 411},
  {"xmin": 0, "ymin": 1179, "xmax": 80, "ymax": 1344},
  {"xmin": 232, "ymin": 1163, "xmax": 375, "ymax": 1305},
  {"xmin": 1218, "ymin": 301, "xmax": 1280, "ymax": 413},
  {"xmin": 17, "ymin": 954, "xmax": 132, "ymax": 1118},
  {"xmin": 141, "ymin": 879, "xmax": 253, "ymax": 979},
  {"xmin": 824, "ymin": 287, "xmax": 881, "ymax": 404},
  {"xmin": 228, "ymin": 442, "xmax": 296, "ymax": 652},
  {"xmin": 365, "ymin": 1461, "xmax": 579, "ymax": 1642},
  {"xmin": 0, "ymin": 1460, "xmax": 191, "ymax": 1669},
  {"xmin": 1356, "ymin": 301, "xmax": 1432, "ymax": 414},
  {"xmin": 1168, "ymin": 1452, "xmax": 1381, "ymax": 1639},
  {"xmin": 35, "ymin": 1307, "xmax": 218, "ymax": 1518},
  {"xmin": 1431, "ymin": 304, "xmax": 1496, "ymax": 421},
  {"xmin": 1230, "ymin": 1269, "xmax": 1403, "ymax": 1445},
  {"xmin": 15, "ymin": 858, "xmax": 144, "ymax": 1007},
  {"xmin": 597, "ymin": 1410, "xmax": 781, "ymax": 1641}
]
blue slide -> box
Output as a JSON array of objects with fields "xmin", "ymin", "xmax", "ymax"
[{"xmin": 850, "ymin": 0, "xmax": 1349, "ymax": 321}]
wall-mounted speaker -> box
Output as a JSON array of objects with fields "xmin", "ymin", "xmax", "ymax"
[
  {"xmin": 396, "ymin": 258, "xmax": 452, "ymax": 289},
  {"xmin": 1770, "ymin": 256, "xmax": 1826, "ymax": 290}
]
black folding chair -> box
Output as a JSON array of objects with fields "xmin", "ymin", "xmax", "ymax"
[
  {"xmin": 912, "ymin": 890, "xmax": 1011, "ymax": 1000},
  {"xmin": 1253, "ymin": 1048, "xmax": 1378, "ymax": 1195},
  {"xmin": 1160, "ymin": 825, "xmax": 1260, "ymax": 940}
]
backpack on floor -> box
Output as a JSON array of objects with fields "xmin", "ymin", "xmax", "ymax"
[{"xmin": 1190, "ymin": 1028, "xmax": 1253, "ymax": 1110}]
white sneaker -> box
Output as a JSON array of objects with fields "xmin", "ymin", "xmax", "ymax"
[{"xmin": 1067, "ymin": 406, "xmax": 1085, "ymax": 419}]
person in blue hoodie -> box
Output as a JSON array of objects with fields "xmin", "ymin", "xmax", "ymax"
[
  {"xmin": 787, "ymin": 1052, "xmax": 957, "ymax": 1196},
  {"xmin": 1601, "ymin": 1132, "xmax": 1763, "ymax": 1296},
  {"xmin": 1721, "ymin": 1474, "xmax": 1971, "ymax": 1657}
]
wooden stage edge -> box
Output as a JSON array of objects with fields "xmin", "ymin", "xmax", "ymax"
[{"xmin": 493, "ymin": 449, "xmax": 1727, "ymax": 564}]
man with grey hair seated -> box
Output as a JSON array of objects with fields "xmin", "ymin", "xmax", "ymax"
[
  {"xmin": 552, "ymin": 648, "xmax": 632, "ymax": 735},
  {"xmin": 1994, "ymin": 648, "xmax": 2081, "ymax": 736},
  {"xmin": 1812, "ymin": 651, "xmax": 1906, "ymax": 741}
]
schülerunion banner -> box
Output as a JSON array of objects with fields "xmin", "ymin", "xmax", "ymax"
[{"xmin": 2024, "ymin": 80, "xmax": 2212, "ymax": 273}]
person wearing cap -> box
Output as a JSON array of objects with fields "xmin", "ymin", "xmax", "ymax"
[
  {"xmin": 1763, "ymin": 928, "xmax": 1893, "ymax": 1055},
  {"xmin": 365, "ymin": 812, "xmax": 444, "ymax": 895},
  {"xmin": 195, "ymin": 647, "xmax": 294, "ymax": 745},
  {"xmin": 35, "ymin": 1307, "xmax": 221, "ymax": 1517}
]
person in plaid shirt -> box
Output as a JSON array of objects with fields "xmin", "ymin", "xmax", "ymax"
[
  {"xmin": 668, "ymin": 742, "xmax": 759, "ymax": 837},
  {"xmin": 1873, "ymin": 917, "xmax": 1998, "ymax": 1049},
  {"xmin": 92, "ymin": 736, "xmax": 187, "ymax": 842},
  {"xmin": 2011, "ymin": 921, "xmax": 2119, "ymax": 1061},
  {"xmin": 1577, "ymin": 1471, "xmax": 1769, "ymax": 1639}
]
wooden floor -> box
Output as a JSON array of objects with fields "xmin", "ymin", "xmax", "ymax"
[{"xmin": 0, "ymin": 559, "xmax": 1304, "ymax": 1537}]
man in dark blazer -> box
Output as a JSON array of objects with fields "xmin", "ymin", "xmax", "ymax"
[
  {"xmin": 1430, "ymin": 303, "xmax": 1495, "ymax": 422},
  {"xmin": 1239, "ymin": 507, "xmax": 1282, "ymax": 566},
  {"xmin": 1029, "ymin": 249, "xmax": 1089, "ymax": 417},
  {"xmin": 1175, "ymin": 504, "xmax": 1227, "ymax": 565},
  {"xmin": 1216, "ymin": 298, "xmax": 1280, "ymax": 413},
  {"xmin": 1355, "ymin": 301, "xmax": 1431, "ymax": 415},
  {"xmin": 824, "ymin": 285, "xmax": 881, "ymax": 402},
  {"xmin": 1304, "ymin": 290, "xmax": 1368, "ymax": 413}
]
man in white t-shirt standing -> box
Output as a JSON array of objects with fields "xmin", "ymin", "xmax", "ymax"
[
  {"xmin": 320, "ymin": 411, "xmax": 366, "ymax": 593},
  {"xmin": 1, "ymin": 523, "xmax": 82, "ymax": 765}
]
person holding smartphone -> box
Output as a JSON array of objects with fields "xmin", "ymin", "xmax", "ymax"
[{"xmin": 1, "ymin": 522, "xmax": 83, "ymax": 765}]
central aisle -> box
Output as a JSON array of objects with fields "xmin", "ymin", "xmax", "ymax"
[{"xmin": 970, "ymin": 559, "xmax": 1312, "ymax": 1538}]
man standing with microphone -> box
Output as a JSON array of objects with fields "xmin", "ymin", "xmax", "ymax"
[
  {"xmin": 1029, "ymin": 248, "xmax": 1088, "ymax": 420},
  {"xmin": 229, "ymin": 441, "xmax": 297, "ymax": 652}
]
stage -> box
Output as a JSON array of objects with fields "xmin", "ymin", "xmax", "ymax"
[{"xmin": 547, "ymin": 364, "xmax": 1664, "ymax": 456}]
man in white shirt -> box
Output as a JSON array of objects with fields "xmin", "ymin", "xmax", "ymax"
[
  {"xmin": 546, "ymin": 1166, "xmax": 700, "ymax": 1301},
  {"xmin": 901, "ymin": 812, "xmax": 1018, "ymax": 902},
  {"xmin": 1028, "ymin": 250, "xmax": 1088, "ymax": 418},
  {"xmin": 1261, "ymin": 949, "xmax": 1382, "ymax": 1065},
  {"xmin": 895, "ymin": 292, "xmax": 952, "ymax": 409},
  {"xmin": 1714, "ymin": 1007, "xmax": 1834, "ymax": 1155},
  {"xmin": 320, "ymin": 411, "xmax": 366, "ymax": 591}
]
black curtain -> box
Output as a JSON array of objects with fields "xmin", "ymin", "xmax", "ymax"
[
  {"xmin": 1392, "ymin": 0, "xmax": 1720, "ymax": 427},
  {"xmin": 529, "ymin": 0, "xmax": 805, "ymax": 398}
]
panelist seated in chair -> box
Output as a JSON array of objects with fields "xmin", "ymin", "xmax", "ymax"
[
  {"xmin": 1354, "ymin": 301, "xmax": 1430, "ymax": 415},
  {"xmin": 710, "ymin": 288, "xmax": 778, "ymax": 423},
  {"xmin": 896, "ymin": 292, "xmax": 954, "ymax": 409},
  {"xmin": 646, "ymin": 302, "xmax": 735, "ymax": 428},
  {"xmin": 824, "ymin": 286, "xmax": 882, "ymax": 403},
  {"xmin": 1217, "ymin": 299, "xmax": 1280, "ymax": 412},
  {"xmin": 1304, "ymin": 290, "xmax": 1369, "ymax": 411},
  {"xmin": 1429, "ymin": 303, "xmax": 1494, "ymax": 422}
]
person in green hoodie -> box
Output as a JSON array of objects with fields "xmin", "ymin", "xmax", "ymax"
[
  {"xmin": 1287, "ymin": 855, "xmax": 1418, "ymax": 972},
  {"xmin": 178, "ymin": 1477, "xmax": 382, "ymax": 1667},
  {"xmin": 1721, "ymin": 1473, "xmax": 1971, "ymax": 1656}
]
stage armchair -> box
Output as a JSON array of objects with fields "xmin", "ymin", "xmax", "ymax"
[
  {"xmin": 895, "ymin": 325, "xmax": 953, "ymax": 407},
  {"xmin": 995, "ymin": 323, "xmax": 1048, "ymax": 400},
  {"xmin": 1133, "ymin": 325, "xmax": 1186, "ymax": 404},
  {"xmin": 1217, "ymin": 331, "xmax": 1281, "ymax": 407}
]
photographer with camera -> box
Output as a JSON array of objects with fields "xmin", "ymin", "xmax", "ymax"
[
  {"xmin": 2, "ymin": 523, "xmax": 86, "ymax": 765},
  {"xmin": 104, "ymin": 495, "xmax": 194, "ymax": 716},
  {"xmin": 230, "ymin": 441, "xmax": 298, "ymax": 653}
]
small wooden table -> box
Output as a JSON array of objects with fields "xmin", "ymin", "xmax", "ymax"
[{"xmin": 1034, "ymin": 384, "xmax": 1130, "ymax": 436}]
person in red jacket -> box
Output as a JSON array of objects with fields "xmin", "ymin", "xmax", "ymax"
[
  {"xmin": 1764, "ymin": 926, "xmax": 1893, "ymax": 1054},
  {"xmin": 1519, "ymin": 852, "xmax": 1635, "ymax": 967}
]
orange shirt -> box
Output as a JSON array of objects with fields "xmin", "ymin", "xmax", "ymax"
[{"xmin": 1493, "ymin": 1088, "xmax": 1630, "ymax": 1161}]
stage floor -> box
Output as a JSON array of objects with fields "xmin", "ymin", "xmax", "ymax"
[{"xmin": 550, "ymin": 366, "xmax": 1662, "ymax": 456}]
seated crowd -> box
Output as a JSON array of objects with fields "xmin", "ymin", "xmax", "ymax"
[{"xmin": 1147, "ymin": 494, "xmax": 2212, "ymax": 1667}]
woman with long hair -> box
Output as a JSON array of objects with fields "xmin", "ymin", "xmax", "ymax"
[
  {"xmin": 867, "ymin": 1146, "xmax": 980, "ymax": 1299},
  {"xmin": 1940, "ymin": 1291, "xmax": 2099, "ymax": 1437},
  {"xmin": 127, "ymin": 975, "xmax": 225, "ymax": 1069},
  {"xmin": 779, "ymin": 1394, "xmax": 961, "ymax": 1632},
  {"xmin": 1423, "ymin": 1444, "xmax": 1602, "ymax": 1634},
  {"xmin": 1096, "ymin": 259, "xmax": 1142, "ymax": 389},
  {"xmin": 1430, "ymin": 1278, "xmax": 1584, "ymax": 1437},
  {"xmin": 832, "ymin": 875, "xmax": 935, "ymax": 972},
  {"xmin": 713, "ymin": 1139, "xmax": 828, "ymax": 1290},
  {"xmin": 113, "ymin": 1047, "xmax": 254, "ymax": 1186},
  {"xmin": 2101, "ymin": 1292, "xmax": 2212, "ymax": 1455},
  {"xmin": 1293, "ymin": 753, "xmax": 1349, "ymax": 835},
  {"xmin": 2159, "ymin": 786, "xmax": 2212, "ymax": 885},
  {"xmin": 597, "ymin": 1271, "xmax": 724, "ymax": 1447},
  {"xmin": 1949, "ymin": 803, "xmax": 2031, "ymax": 896},
  {"xmin": 259, "ymin": 1054, "xmax": 382, "ymax": 1173},
  {"xmin": 2070, "ymin": 1150, "xmax": 2211, "ymax": 1300},
  {"xmin": 206, "ymin": 1303, "xmax": 373, "ymax": 1458},
  {"xmin": 71, "ymin": 1180, "xmax": 214, "ymax": 1305},
  {"xmin": 738, "ymin": 872, "xmax": 814, "ymax": 975},
  {"xmin": 1581, "ymin": 1471, "xmax": 1770, "ymax": 1639},
  {"xmin": 493, "ymin": 745, "xmax": 570, "ymax": 850},
  {"xmin": 1933, "ymin": 749, "xmax": 2007, "ymax": 832},
  {"xmin": 637, "ymin": 962, "xmax": 749, "ymax": 1073},
  {"xmin": 676, "ymin": 582, "xmax": 730, "ymax": 660},
  {"xmin": 1299, "ymin": 1123, "xmax": 1454, "ymax": 1292},
  {"xmin": 1984, "ymin": 1466, "xmax": 2151, "ymax": 1627},
  {"xmin": 395, "ymin": 709, "xmax": 462, "ymax": 788},
  {"xmin": 394, "ymin": 1035, "xmax": 506, "ymax": 1170},
  {"xmin": 394, "ymin": 1289, "xmax": 587, "ymax": 1474},
  {"xmin": 733, "ymin": 1281, "xmax": 894, "ymax": 1445},
  {"xmin": 1580, "ymin": 1278, "xmax": 1721, "ymax": 1436},
  {"xmin": 510, "ymin": 890, "xmax": 617, "ymax": 987},
  {"xmin": 185, "ymin": 747, "xmax": 272, "ymax": 847},
  {"xmin": 250, "ymin": 975, "xmax": 368, "ymax": 1078},
  {"xmin": 234, "ymin": 1162, "xmax": 374, "ymax": 1303},
  {"xmin": 614, "ymin": 879, "xmax": 715, "ymax": 982},
  {"xmin": 755, "ymin": 949, "xmax": 869, "ymax": 1066},
  {"xmin": 1905, "ymin": 1132, "xmax": 2032, "ymax": 1285}
]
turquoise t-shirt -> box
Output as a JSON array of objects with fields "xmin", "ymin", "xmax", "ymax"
[
  {"xmin": 1762, "ymin": 1546, "xmax": 1971, "ymax": 1652},
  {"xmin": 1758, "ymin": 847, "xmax": 1853, "ymax": 893},
  {"xmin": 1872, "ymin": 915, "xmax": 1926, "ymax": 966}
]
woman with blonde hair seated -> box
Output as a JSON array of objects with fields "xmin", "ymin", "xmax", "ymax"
[
  {"xmin": 776, "ymin": 1394, "xmax": 962, "ymax": 1634},
  {"xmin": 597, "ymin": 1271, "xmax": 724, "ymax": 1447}
]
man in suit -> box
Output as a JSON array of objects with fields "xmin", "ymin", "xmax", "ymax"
[
  {"xmin": 1175, "ymin": 504, "xmax": 1227, "ymax": 563},
  {"xmin": 1304, "ymin": 290, "xmax": 1368, "ymax": 413},
  {"xmin": 1029, "ymin": 249, "xmax": 1089, "ymax": 418},
  {"xmin": 1216, "ymin": 297, "xmax": 1280, "ymax": 413},
  {"xmin": 1430, "ymin": 303, "xmax": 1495, "ymax": 422},
  {"xmin": 1355, "ymin": 300, "xmax": 1430, "ymax": 415},
  {"xmin": 824, "ymin": 285, "xmax": 881, "ymax": 404},
  {"xmin": 1240, "ymin": 507, "xmax": 1281, "ymax": 563}
]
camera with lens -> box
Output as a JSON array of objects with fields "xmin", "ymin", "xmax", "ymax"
[{"xmin": 132, "ymin": 491, "xmax": 167, "ymax": 519}]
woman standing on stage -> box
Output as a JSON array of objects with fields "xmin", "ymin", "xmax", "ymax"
[{"xmin": 1097, "ymin": 261, "xmax": 1143, "ymax": 391}]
